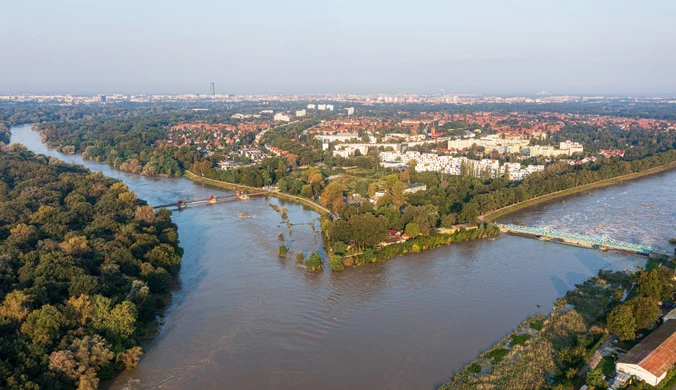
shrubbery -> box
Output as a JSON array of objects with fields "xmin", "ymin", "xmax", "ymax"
[{"xmin": 304, "ymin": 252, "xmax": 323, "ymax": 271}]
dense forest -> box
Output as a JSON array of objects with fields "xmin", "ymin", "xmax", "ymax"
[
  {"xmin": 0, "ymin": 146, "xmax": 182, "ymax": 389},
  {"xmin": 552, "ymin": 124, "xmax": 676, "ymax": 160},
  {"xmin": 38, "ymin": 117, "xmax": 196, "ymax": 177},
  {"xmin": 0, "ymin": 123, "xmax": 9, "ymax": 144}
]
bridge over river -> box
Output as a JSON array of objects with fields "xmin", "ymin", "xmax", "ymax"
[
  {"xmin": 152, "ymin": 192, "xmax": 268, "ymax": 210},
  {"xmin": 497, "ymin": 224, "xmax": 668, "ymax": 256}
]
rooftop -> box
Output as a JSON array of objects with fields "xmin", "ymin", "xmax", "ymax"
[{"xmin": 617, "ymin": 320, "xmax": 676, "ymax": 378}]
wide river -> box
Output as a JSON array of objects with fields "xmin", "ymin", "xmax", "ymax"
[{"xmin": 10, "ymin": 124, "xmax": 675, "ymax": 389}]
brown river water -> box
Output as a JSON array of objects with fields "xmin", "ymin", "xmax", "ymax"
[{"xmin": 11, "ymin": 124, "xmax": 675, "ymax": 389}]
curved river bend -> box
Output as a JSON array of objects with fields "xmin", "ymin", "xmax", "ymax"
[{"xmin": 11, "ymin": 124, "xmax": 674, "ymax": 389}]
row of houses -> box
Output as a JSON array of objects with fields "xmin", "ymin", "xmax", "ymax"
[
  {"xmin": 447, "ymin": 135, "xmax": 584, "ymax": 157},
  {"xmin": 379, "ymin": 151, "xmax": 545, "ymax": 181}
]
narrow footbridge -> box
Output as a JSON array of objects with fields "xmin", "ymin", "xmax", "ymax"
[
  {"xmin": 497, "ymin": 224, "xmax": 660, "ymax": 255},
  {"xmin": 153, "ymin": 192, "xmax": 267, "ymax": 210}
]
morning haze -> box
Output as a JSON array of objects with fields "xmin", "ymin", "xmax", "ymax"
[{"xmin": 2, "ymin": 0, "xmax": 675, "ymax": 95}]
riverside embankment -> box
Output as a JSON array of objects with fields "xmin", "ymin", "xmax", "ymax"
[
  {"xmin": 482, "ymin": 160, "xmax": 676, "ymax": 222},
  {"xmin": 11, "ymin": 124, "xmax": 671, "ymax": 390}
]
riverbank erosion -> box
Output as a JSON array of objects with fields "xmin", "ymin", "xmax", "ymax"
[{"xmin": 0, "ymin": 146, "xmax": 182, "ymax": 389}]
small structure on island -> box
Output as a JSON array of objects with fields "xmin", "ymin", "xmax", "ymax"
[{"xmin": 615, "ymin": 320, "xmax": 676, "ymax": 386}]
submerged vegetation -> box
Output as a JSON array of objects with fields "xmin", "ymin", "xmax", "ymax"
[
  {"xmin": 304, "ymin": 252, "xmax": 323, "ymax": 271},
  {"xmin": 0, "ymin": 146, "xmax": 182, "ymax": 389}
]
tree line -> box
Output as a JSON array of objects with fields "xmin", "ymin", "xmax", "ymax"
[{"xmin": 0, "ymin": 145, "xmax": 182, "ymax": 389}]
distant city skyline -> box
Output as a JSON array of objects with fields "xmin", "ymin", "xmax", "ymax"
[{"xmin": 2, "ymin": 0, "xmax": 675, "ymax": 95}]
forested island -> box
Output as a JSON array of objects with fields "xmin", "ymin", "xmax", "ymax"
[{"xmin": 0, "ymin": 145, "xmax": 182, "ymax": 389}]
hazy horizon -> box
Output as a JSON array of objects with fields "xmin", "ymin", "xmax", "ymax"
[{"xmin": 2, "ymin": 0, "xmax": 675, "ymax": 96}]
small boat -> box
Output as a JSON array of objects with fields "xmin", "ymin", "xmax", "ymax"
[
  {"xmin": 239, "ymin": 212, "xmax": 247, "ymax": 218},
  {"xmin": 239, "ymin": 194, "xmax": 249, "ymax": 200}
]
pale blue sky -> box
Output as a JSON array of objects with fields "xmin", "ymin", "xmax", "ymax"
[{"xmin": 1, "ymin": 0, "xmax": 675, "ymax": 95}]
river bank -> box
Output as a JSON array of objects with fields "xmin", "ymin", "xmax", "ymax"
[
  {"xmin": 482, "ymin": 160, "xmax": 676, "ymax": 222},
  {"xmin": 186, "ymin": 170, "xmax": 502, "ymax": 268},
  {"xmin": 183, "ymin": 170, "xmax": 333, "ymax": 216},
  {"xmin": 10, "ymin": 123, "xmax": 657, "ymax": 390},
  {"xmin": 439, "ymin": 269, "xmax": 634, "ymax": 389}
]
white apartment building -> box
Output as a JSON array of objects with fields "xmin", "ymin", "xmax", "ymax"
[
  {"xmin": 447, "ymin": 135, "xmax": 529, "ymax": 153},
  {"xmin": 379, "ymin": 151, "xmax": 544, "ymax": 181},
  {"xmin": 528, "ymin": 141, "xmax": 583, "ymax": 157},
  {"xmin": 296, "ymin": 109, "xmax": 307, "ymax": 117},
  {"xmin": 314, "ymin": 132, "xmax": 360, "ymax": 143},
  {"xmin": 307, "ymin": 104, "xmax": 316, "ymax": 109},
  {"xmin": 559, "ymin": 140, "xmax": 584, "ymax": 154},
  {"xmin": 273, "ymin": 113, "xmax": 291, "ymax": 122},
  {"xmin": 332, "ymin": 145, "xmax": 369, "ymax": 158},
  {"xmin": 346, "ymin": 107, "xmax": 355, "ymax": 115}
]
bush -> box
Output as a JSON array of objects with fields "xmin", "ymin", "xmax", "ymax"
[
  {"xmin": 295, "ymin": 253, "xmax": 305, "ymax": 263},
  {"xmin": 405, "ymin": 222, "xmax": 420, "ymax": 237},
  {"xmin": 510, "ymin": 333, "xmax": 531, "ymax": 346},
  {"xmin": 468, "ymin": 363, "xmax": 481, "ymax": 373},
  {"xmin": 330, "ymin": 255, "xmax": 345, "ymax": 271},
  {"xmin": 278, "ymin": 245, "xmax": 288, "ymax": 256},
  {"xmin": 332, "ymin": 241, "xmax": 347, "ymax": 255},
  {"xmin": 486, "ymin": 348, "xmax": 509, "ymax": 364},
  {"xmin": 304, "ymin": 252, "xmax": 323, "ymax": 271},
  {"xmin": 669, "ymin": 238, "xmax": 676, "ymax": 245},
  {"xmin": 585, "ymin": 367, "xmax": 607, "ymax": 388}
]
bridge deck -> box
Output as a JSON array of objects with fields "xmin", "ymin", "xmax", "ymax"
[
  {"xmin": 153, "ymin": 192, "xmax": 267, "ymax": 209},
  {"xmin": 498, "ymin": 223, "xmax": 657, "ymax": 255}
]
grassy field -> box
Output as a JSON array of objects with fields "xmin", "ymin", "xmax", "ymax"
[{"xmin": 482, "ymin": 161, "xmax": 676, "ymax": 222}]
